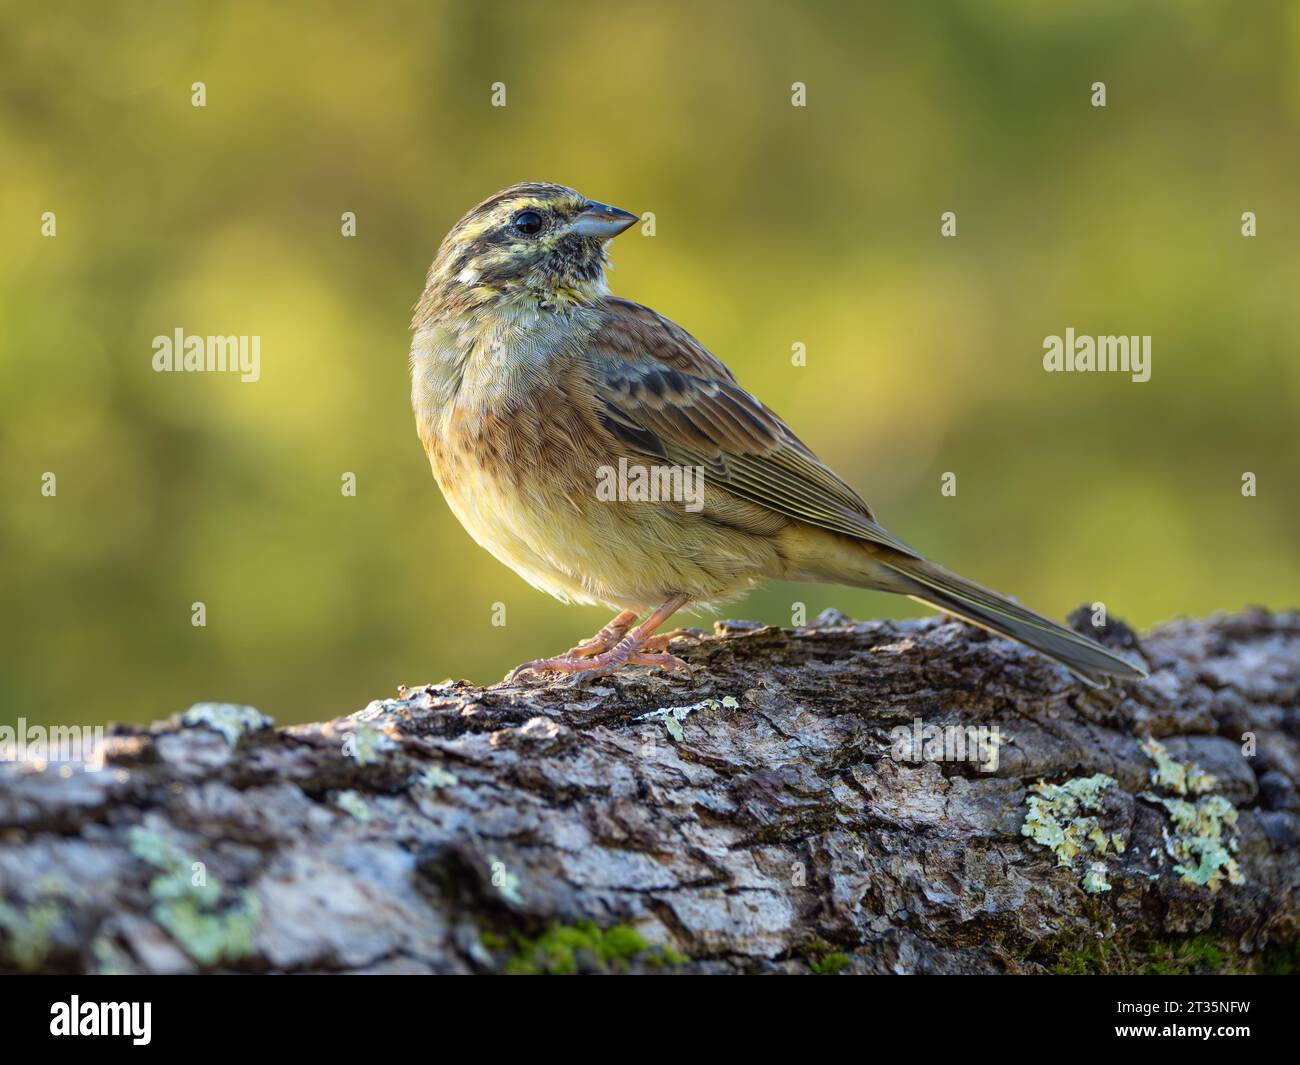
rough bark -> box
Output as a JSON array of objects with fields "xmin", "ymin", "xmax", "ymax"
[{"xmin": 1, "ymin": 606, "xmax": 1297, "ymax": 975}]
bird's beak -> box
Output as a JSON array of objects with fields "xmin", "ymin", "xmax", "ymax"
[{"xmin": 571, "ymin": 200, "xmax": 638, "ymax": 238}]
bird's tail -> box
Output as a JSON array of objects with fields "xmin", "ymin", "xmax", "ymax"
[{"xmin": 874, "ymin": 553, "xmax": 1147, "ymax": 688}]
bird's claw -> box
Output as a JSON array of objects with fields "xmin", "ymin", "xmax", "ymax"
[
  {"xmin": 505, "ymin": 598, "xmax": 690, "ymax": 685},
  {"xmin": 505, "ymin": 657, "xmax": 578, "ymax": 682}
]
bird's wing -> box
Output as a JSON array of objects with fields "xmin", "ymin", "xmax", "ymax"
[{"xmin": 585, "ymin": 298, "xmax": 920, "ymax": 557}]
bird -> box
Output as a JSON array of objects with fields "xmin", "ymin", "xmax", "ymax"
[{"xmin": 409, "ymin": 182, "xmax": 1146, "ymax": 687}]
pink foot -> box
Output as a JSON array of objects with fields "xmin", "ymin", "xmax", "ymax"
[
  {"xmin": 506, "ymin": 596, "xmax": 690, "ymax": 683},
  {"xmin": 563, "ymin": 610, "xmax": 638, "ymax": 659}
]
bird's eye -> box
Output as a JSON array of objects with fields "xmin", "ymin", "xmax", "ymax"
[{"xmin": 512, "ymin": 210, "xmax": 544, "ymax": 236}]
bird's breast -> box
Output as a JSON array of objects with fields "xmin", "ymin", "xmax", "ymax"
[
  {"xmin": 410, "ymin": 310, "xmax": 612, "ymax": 601},
  {"xmin": 408, "ymin": 303, "xmax": 787, "ymax": 610}
]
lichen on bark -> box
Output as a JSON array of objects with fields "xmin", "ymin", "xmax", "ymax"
[{"xmin": 1, "ymin": 606, "xmax": 1297, "ymax": 974}]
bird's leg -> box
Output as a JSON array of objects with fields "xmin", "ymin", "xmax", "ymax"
[
  {"xmin": 562, "ymin": 610, "xmax": 639, "ymax": 659},
  {"xmin": 641, "ymin": 629, "xmax": 689, "ymax": 653},
  {"xmin": 505, "ymin": 610, "xmax": 640, "ymax": 680},
  {"xmin": 504, "ymin": 610, "xmax": 638, "ymax": 681},
  {"xmin": 508, "ymin": 595, "xmax": 690, "ymax": 681}
]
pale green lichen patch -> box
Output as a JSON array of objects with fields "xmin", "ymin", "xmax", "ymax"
[
  {"xmin": 342, "ymin": 723, "xmax": 398, "ymax": 766},
  {"xmin": 414, "ymin": 765, "xmax": 458, "ymax": 789},
  {"xmin": 1082, "ymin": 862, "xmax": 1113, "ymax": 894},
  {"xmin": 181, "ymin": 703, "xmax": 273, "ymax": 745},
  {"xmin": 335, "ymin": 790, "xmax": 373, "ymax": 822},
  {"xmin": 352, "ymin": 697, "xmax": 411, "ymax": 720},
  {"xmin": 130, "ymin": 827, "xmax": 201, "ymax": 874},
  {"xmin": 128, "ymin": 826, "xmax": 259, "ymax": 965},
  {"xmin": 92, "ymin": 936, "xmax": 131, "ymax": 975},
  {"xmin": 1137, "ymin": 737, "xmax": 1243, "ymax": 892},
  {"xmin": 0, "ymin": 899, "xmax": 62, "ymax": 971},
  {"xmin": 1144, "ymin": 794, "xmax": 1244, "ymax": 891},
  {"xmin": 1021, "ymin": 774, "xmax": 1120, "ymax": 894},
  {"xmin": 636, "ymin": 695, "xmax": 739, "ymax": 741},
  {"xmin": 1140, "ymin": 736, "xmax": 1217, "ymax": 796}
]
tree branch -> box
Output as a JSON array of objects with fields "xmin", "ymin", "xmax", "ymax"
[{"xmin": 2, "ymin": 606, "xmax": 1297, "ymax": 974}]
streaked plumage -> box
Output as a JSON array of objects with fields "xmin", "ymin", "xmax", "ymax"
[{"xmin": 411, "ymin": 182, "xmax": 1146, "ymax": 686}]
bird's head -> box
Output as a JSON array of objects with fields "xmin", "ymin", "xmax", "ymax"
[{"xmin": 420, "ymin": 182, "xmax": 638, "ymax": 318}]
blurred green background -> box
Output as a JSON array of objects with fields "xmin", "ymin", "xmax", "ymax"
[{"xmin": 2, "ymin": 0, "xmax": 1298, "ymax": 728}]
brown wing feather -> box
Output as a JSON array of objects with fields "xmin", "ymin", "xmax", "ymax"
[{"xmin": 587, "ymin": 298, "xmax": 920, "ymax": 558}]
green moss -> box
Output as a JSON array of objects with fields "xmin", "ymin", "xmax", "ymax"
[
  {"xmin": 489, "ymin": 920, "xmax": 688, "ymax": 974},
  {"xmin": 1131, "ymin": 937, "xmax": 1233, "ymax": 975},
  {"xmin": 600, "ymin": 923, "xmax": 650, "ymax": 959},
  {"xmin": 1024, "ymin": 931, "xmax": 1274, "ymax": 975},
  {"xmin": 810, "ymin": 951, "xmax": 852, "ymax": 975},
  {"xmin": 1031, "ymin": 933, "xmax": 1121, "ymax": 975},
  {"xmin": 128, "ymin": 826, "xmax": 259, "ymax": 966},
  {"xmin": 1257, "ymin": 940, "xmax": 1300, "ymax": 975},
  {"xmin": 1172, "ymin": 937, "xmax": 1227, "ymax": 971}
]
